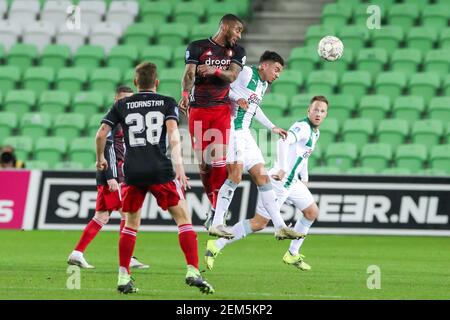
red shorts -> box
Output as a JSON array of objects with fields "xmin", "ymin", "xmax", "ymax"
[
  {"xmin": 188, "ymin": 104, "xmax": 231, "ymax": 151},
  {"xmin": 95, "ymin": 183, "xmax": 127, "ymax": 212},
  {"xmin": 122, "ymin": 180, "xmax": 185, "ymax": 212}
]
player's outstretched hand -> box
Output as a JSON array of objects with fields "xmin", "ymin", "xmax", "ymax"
[
  {"xmin": 178, "ymin": 96, "xmax": 190, "ymax": 116},
  {"xmin": 271, "ymin": 169, "xmax": 286, "ymax": 181},
  {"xmin": 272, "ymin": 127, "xmax": 288, "ymax": 139},
  {"xmin": 107, "ymin": 179, "xmax": 119, "ymax": 192},
  {"xmin": 237, "ymin": 98, "xmax": 249, "ymax": 111},
  {"xmin": 96, "ymin": 158, "xmax": 108, "ymax": 171}
]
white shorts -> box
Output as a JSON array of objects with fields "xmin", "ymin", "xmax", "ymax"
[
  {"xmin": 256, "ymin": 176, "xmax": 315, "ymax": 220},
  {"xmin": 227, "ymin": 129, "xmax": 265, "ymax": 172}
]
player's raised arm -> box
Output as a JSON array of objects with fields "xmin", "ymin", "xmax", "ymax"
[
  {"xmin": 95, "ymin": 123, "xmax": 112, "ymax": 171},
  {"xmin": 166, "ymin": 119, "xmax": 190, "ymax": 190}
]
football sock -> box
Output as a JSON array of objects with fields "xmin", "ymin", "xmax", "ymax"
[
  {"xmin": 178, "ymin": 224, "xmax": 199, "ymax": 269},
  {"xmin": 119, "ymin": 227, "xmax": 137, "ymax": 275},
  {"xmin": 212, "ymin": 179, "xmax": 238, "ymax": 227},
  {"xmin": 289, "ymin": 217, "xmax": 314, "ymax": 255},
  {"xmin": 74, "ymin": 217, "xmax": 104, "ymax": 253},
  {"xmin": 119, "ymin": 218, "xmax": 126, "ymax": 233},
  {"xmin": 216, "ymin": 219, "xmax": 253, "ymax": 250},
  {"xmin": 210, "ymin": 159, "xmax": 228, "ymax": 208},
  {"xmin": 258, "ymin": 183, "xmax": 286, "ymax": 229}
]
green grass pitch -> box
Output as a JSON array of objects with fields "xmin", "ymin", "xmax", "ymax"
[{"xmin": 0, "ymin": 230, "xmax": 449, "ymax": 300}]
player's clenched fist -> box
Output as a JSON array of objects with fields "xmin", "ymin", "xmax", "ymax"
[{"xmin": 96, "ymin": 158, "xmax": 108, "ymax": 171}]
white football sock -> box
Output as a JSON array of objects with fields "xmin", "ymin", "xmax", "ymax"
[
  {"xmin": 215, "ymin": 219, "xmax": 253, "ymax": 250},
  {"xmin": 212, "ymin": 179, "xmax": 238, "ymax": 227},
  {"xmin": 258, "ymin": 183, "xmax": 285, "ymax": 229},
  {"xmin": 289, "ymin": 216, "xmax": 314, "ymax": 255}
]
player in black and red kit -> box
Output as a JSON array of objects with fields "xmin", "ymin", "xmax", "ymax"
[
  {"xmin": 97, "ymin": 62, "xmax": 214, "ymax": 294},
  {"xmin": 67, "ymin": 86, "xmax": 149, "ymax": 270},
  {"xmin": 179, "ymin": 14, "xmax": 246, "ymax": 239}
]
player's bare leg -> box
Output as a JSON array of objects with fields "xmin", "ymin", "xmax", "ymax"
[
  {"xmin": 249, "ymin": 164, "xmax": 305, "ymax": 240},
  {"xmin": 169, "ymin": 200, "xmax": 214, "ymax": 294},
  {"xmin": 283, "ymin": 202, "xmax": 319, "ymax": 271}
]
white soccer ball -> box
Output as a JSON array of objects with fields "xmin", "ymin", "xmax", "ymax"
[{"xmin": 317, "ymin": 36, "xmax": 344, "ymax": 62}]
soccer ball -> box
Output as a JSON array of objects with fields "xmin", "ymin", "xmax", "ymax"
[{"xmin": 317, "ymin": 36, "xmax": 344, "ymax": 62}]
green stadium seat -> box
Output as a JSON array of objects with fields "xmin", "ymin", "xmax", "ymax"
[
  {"xmin": 0, "ymin": 44, "xmax": 3, "ymax": 63},
  {"xmin": 140, "ymin": 1, "xmax": 172, "ymax": 25},
  {"xmin": 158, "ymin": 68, "xmax": 184, "ymax": 99},
  {"xmin": 107, "ymin": 45, "xmax": 138, "ymax": 70},
  {"xmin": 395, "ymin": 144, "xmax": 427, "ymax": 172},
  {"xmin": 421, "ymin": 168, "xmax": 449, "ymax": 176},
  {"xmin": 374, "ymin": 72, "xmax": 407, "ymax": 101},
  {"xmin": 411, "ymin": 119, "xmax": 444, "ymax": 146},
  {"xmin": 72, "ymin": 91, "xmax": 105, "ymax": 116},
  {"xmin": 321, "ymin": 3, "xmax": 352, "ymax": 29},
  {"xmin": 358, "ymin": 95, "xmax": 390, "ymax": 126},
  {"xmin": 123, "ymin": 23, "xmax": 155, "ymax": 49},
  {"xmin": 356, "ymin": 48, "xmax": 388, "ymax": 78},
  {"xmin": 2, "ymin": 136, "xmax": 33, "ymax": 161},
  {"xmin": 338, "ymin": 26, "xmax": 369, "ymax": 53},
  {"xmin": 54, "ymin": 161, "xmax": 85, "ymax": 170},
  {"xmin": 339, "ymin": 71, "xmax": 371, "ymax": 102},
  {"xmin": 421, "ymin": 5, "xmax": 449, "ymax": 30},
  {"xmin": 440, "ymin": 28, "xmax": 450, "ymax": 49},
  {"xmin": 371, "ymin": 26, "xmax": 404, "ymax": 53},
  {"xmin": 23, "ymin": 67, "xmax": 55, "ymax": 94},
  {"xmin": 0, "ymin": 112, "xmax": 18, "ymax": 144},
  {"xmin": 317, "ymin": 117, "xmax": 339, "ymax": 149},
  {"xmin": 424, "ymin": 50, "xmax": 450, "ymax": 80},
  {"xmin": 360, "ymin": 143, "xmax": 392, "ymax": 171},
  {"xmin": 157, "ymin": 23, "xmax": 189, "ymax": 47},
  {"xmin": 38, "ymin": 90, "xmax": 70, "ymax": 115},
  {"xmin": 444, "ymin": 75, "xmax": 450, "ymax": 96},
  {"xmin": 272, "ymin": 116, "xmax": 296, "ymax": 132},
  {"xmin": 377, "ymin": 119, "xmax": 409, "ymax": 148},
  {"xmin": 7, "ymin": 44, "xmax": 38, "ymax": 72},
  {"xmin": 310, "ymin": 166, "xmax": 342, "ymax": 175},
  {"xmin": 346, "ymin": 167, "xmax": 377, "ymax": 175},
  {"xmin": 406, "ymin": 27, "xmax": 438, "ymax": 54},
  {"xmin": 368, "ymin": 0, "xmax": 394, "ymax": 9},
  {"xmin": 0, "ymin": 66, "xmax": 21, "ymax": 94},
  {"xmin": 325, "ymin": 142, "xmax": 358, "ymax": 171},
  {"xmin": 122, "ymin": 68, "xmax": 136, "ymax": 89},
  {"xmin": 140, "ymin": 46, "xmax": 172, "ymax": 70},
  {"xmin": 381, "ymin": 167, "xmax": 412, "ymax": 175},
  {"xmin": 40, "ymin": 44, "xmax": 70, "ymax": 71},
  {"xmin": 326, "ymin": 94, "xmax": 356, "ymax": 123},
  {"xmin": 409, "ymin": 73, "xmax": 440, "ymax": 104},
  {"xmin": 20, "ymin": 112, "xmax": 52, "ymax": 140},
  {"xmin": 287, "ymin": 46, "xmax": 319, "ymax": 78},
  {"xmin": 353, "ymin": 3, "xmax": 387, "ymax": 26},
  {"xmin": 174, "ymin": 2, "xmax": 204, "ymax": 25},
  {"xmin": 446, "ymin": 123, "xmax": 450, "ymax": 143},
  {"xmin": 87, "ymin": 113, "xmax": 105, "ymax": 137},
  {"xmin": 35, "ymin": 136, "xmax": 67, "ymax": 167},
  {"xmin": 261, "ymin": 93, "xmax": 288, "ymax": 118},
  {"xmin": 306, "ymin": 70, "xmax": 338, "ymax": 96},
  {"xmin": 205, "ymin": 3, "xmax": 238, "ymax": 23},
  {"xmin": 408, "ymin": 0, "xmax": 431, "ymax": 11},
  {"xmin": 25, "ymin": 160, "xmax": 50, "ymax": 169},
  {"xmin": 388, "ymin": 4, "xmax": 419, "ymax": 33},
  {"xmin": 172, "ymin": 45, "xmax": 188, "ymax": 68},
  {"xmin": 304, "ymin": 25, "xmax": 336, "ymax": 48},
  {"xmin": 428, "ymin": 97, "xmax": 450, "ymax": 123},
  {"xmin": 53, "ymin": 113, "xmax": 86, "ymax": 140},
  {"xmin": 56, "ymin": 67, "xmax": 88, "ymax": 96},
  {"xmin": 223, "ymin": 0, "xmax": 251, "ymax": 17},
  {"xmin": 430, "ymin": 145, "xmax": 450, "ymax": 174},
  {"xmin": 90, "ymin": 68, "xmax": 121, "ymax": 95},
  {"xmin": 73, "ymin": 45, "xmax": 104, "ymax": 70},
  {"xmin": 190, "ymin": 23, "xmax": 217, "ymax": 42},
  {"xmin": 320, "ymin": 48, "xmax": 353, "ymax": 78},
  {"xmin": 289, "ymin": 94, "xmax": 311, "ymax": 114},
  {"xmin": 392, "ymin": 96, "xmax": 425, "ymax": 122},
  {"xmin": 69, "ymin": 137, "xmax": 96, "ymax": 169},
  {"xmin": 342, "ymin": 118, "xmax": 374, "ymax": 151},
  {"xmin": 390, "ymin": 48, "xmax": 422, "ymax": 78},
  {"xmin": 308, "ymin": 144, "xmax": 322, "ymax": 169},
  {"xmin": 271, "ymin": 70, "xmax": 303, "ymax": 101},
  {"xmin": 4, "ymin": 90, "xmax": 36, "ymax": 118}
]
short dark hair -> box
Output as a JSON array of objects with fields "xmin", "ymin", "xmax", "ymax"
[
  {"xmin": 220, "ymin": 14, "xmax": 243, "ymax": 26},
  {"xmin": 259, "ymin": 51, "xmax": 285, "ymax": 66},
  {"xmin": 310, "ymin": 95, "xmax": 329, "ymax": 106},
  {"xmin": 116, "ymin": 85, "xmax": 133, "ymax": 95},
  {"xmin": 135, "ymin": 62, "xmax": 157, "ymax": 89}
]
